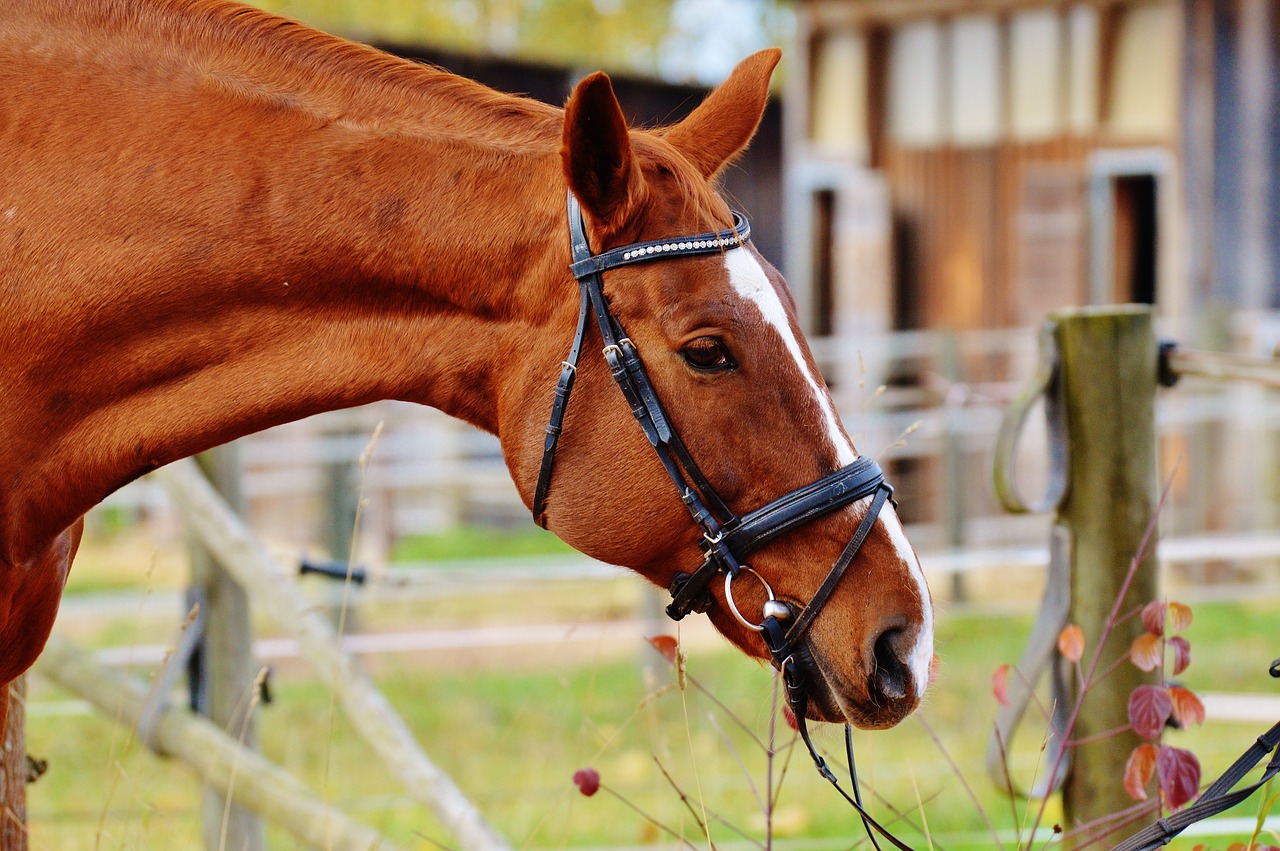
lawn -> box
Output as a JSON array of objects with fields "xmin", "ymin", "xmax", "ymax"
[{"xmin": 20, "ymin": 532, "xmax": 1280, "ymax": 850}]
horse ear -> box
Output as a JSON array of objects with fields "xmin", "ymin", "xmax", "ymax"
[
  {"xmin": 664, "ymin": 48, "xmax": 781, "ymax": 180},
  {"xmin": 561, "ymin": 71, "xmax": 642, "ymax": 227}
]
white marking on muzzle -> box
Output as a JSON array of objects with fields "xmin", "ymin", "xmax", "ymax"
[
  {"xmin": 878, "ymin": 506, "xmax": 935, "ymax": 696},
  {"xmin": 725, "ymin": 249, "xmax": 934, "ymax": 697}
]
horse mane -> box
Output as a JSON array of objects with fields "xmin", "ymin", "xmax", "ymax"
[{"xmin": 51, "ymin": 0, "xmax": 565, "ymax": 147}]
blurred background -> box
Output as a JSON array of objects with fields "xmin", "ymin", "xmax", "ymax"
[{"xmin": 27, "ymin": 1, "xmax": 1280, "ymax": 849}]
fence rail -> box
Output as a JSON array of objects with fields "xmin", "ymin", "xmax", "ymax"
[{"xmin": 33, "ymin": 635, "xmax": 397, "ymax": 851}]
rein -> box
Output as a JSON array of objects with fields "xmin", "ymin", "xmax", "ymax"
[{"xmin": 534, "ymin": 190, "xmax": 910, "ymax": 848}]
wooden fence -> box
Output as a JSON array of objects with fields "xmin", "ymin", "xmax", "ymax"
[
  {"xmin": 992, "ymin": 305, "xmax": 1280, "ymax": 847},
  {"xmin": 14, "ymin": 317, "xmax": 1280, "ymax": 849}
]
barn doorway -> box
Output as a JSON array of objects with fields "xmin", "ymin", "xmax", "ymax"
[{"xmin": 1087, "ymin": 150, "xmax": 1170, "ymax": 306}]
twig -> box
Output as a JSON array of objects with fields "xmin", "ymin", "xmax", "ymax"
[
  {"xmin": 675, "ymin": 641, "xmax": 717, "ymax": 851},
  {"xmin": 1060, "ymin": 798, "xmax": 1160, "ymax": 849},
  {"xmin": 915, "ymin": 713, "xmax": 1005, "ymax": 850},
  {"xmin": 1066, "ymin": 723, "xmax": 1133, "ymax": 748},
  {"xmin": 654, "ymin": 756, "xmax": 716, "ymax": 844},
  {"xmin": 706, "ymin": 711, "xmax": 766, "ymax": 812},
  {"xmin": 1026, "ymin": 464, "xmax": 1179, "ymax": 842},
  {"xmin": 600, "ymin": 784, "xmax": 700, "ymax": 850}
]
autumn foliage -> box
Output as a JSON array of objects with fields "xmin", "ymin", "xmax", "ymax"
[
  {"xmin": 1121, "ymin": 600, "xmax": 1204, "ymax": 809},
  {"xmin": 992, "ymin": 598, "xmax": 1207, "ymax": 824}
]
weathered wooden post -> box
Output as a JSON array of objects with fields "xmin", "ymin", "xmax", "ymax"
[
  {"xmin": 1, "ymin": 678, "xmax": 26, "ymax": 850},
  {"xmin": 1055, "ymin": 306, "xmax": 1160, "ymax": 842},
  {"xmin": 190, "ymin": 446, "xmax": 266, "ymax": 851},
  {"xmin": 993, "ymin": 306, "xmax": 1160, "ymax": 844}
]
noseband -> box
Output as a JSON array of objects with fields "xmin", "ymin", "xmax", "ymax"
[{"xmin": 533, "ymin": 191, "xmax": 914, "ymax": 849}]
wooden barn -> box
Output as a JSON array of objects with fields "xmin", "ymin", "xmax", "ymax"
[{"xmin": 783, "ymin": 0, "xmax": 1279, "ymax": 343}]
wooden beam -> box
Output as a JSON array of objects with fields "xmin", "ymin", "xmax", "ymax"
[
  {"xmin": 154, "ymin": 458, "xmax": 511, "ymax": 850},
  {"xmin": 33, "ymin": 635, "xmax": 397, "ymax": 851},
  {"xmin": 807, "ymin": 0, "xmax": 1103, "ymax": 29}
]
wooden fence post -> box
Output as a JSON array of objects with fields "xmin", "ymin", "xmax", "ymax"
[
  {"xmin": 1, "ymin": 677, "xmax": 26, "ymax": 850},
  {"xmin": 1054, "ymin": 306, "xmax": 1160, "ymax": 844},
  {"xmin": 156, "ymin": 458, "xmax": 511, "ymax": 850},
  {"xmin": 191, "ymin": 447, "xmax": 266, "ymax": 851}
]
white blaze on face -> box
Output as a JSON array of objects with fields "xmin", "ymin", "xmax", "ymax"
[
  {"xmin": 724, "ymin": 248, "xmax": 935, "ymax": 696},
  {"xmin": 723, "ymin": 249, "xmax": 855, "ymax": 466}
]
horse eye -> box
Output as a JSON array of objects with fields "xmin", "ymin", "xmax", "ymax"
[{"xmin": 681, "ymin": 337, "xmax": 737, "ymax": 372}]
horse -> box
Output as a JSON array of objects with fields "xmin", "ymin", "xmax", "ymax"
[{"xmin": 0, "ymin": 0, "xmax": 934, "ymax": 744}]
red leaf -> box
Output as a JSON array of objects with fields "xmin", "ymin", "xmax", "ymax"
[
  {"xmin": 1058, "ymin": 624, "xmax": 1085, "ymax": 663},
  {"xmin": 1129, "ymin": 684, "xmax": 1173, "ymax": 740},
  {"xmin": 1156, "ymin": 745, "xmax": 1201, "ymax": 809},
  {"xmin": 1141, "ymin": 601, "xmax": 1167, "ymax": 637},
  {"xmin": 1129, "ymin": 632, "xmax": 1162, "ymax": 672},
  {"xmin": 1169, "ymin": 686, "xmax": 1206, "ymax": 727},
  {"xmin": 1167, "ymin": 601, "xmax": 1193, "ymax": 633},
  {"xmin": 1124, "ymin": 743, "xmax": 1158, "ymax": 801},
  {"xmin": 648, "ymin": 635, "xmax": 679, "ymax": 663},
  {"xmin": 781, "ymin": 702, "xmax": 799, "ymax": 731},
  {"xmin": 572, "ymin": 767, "xmax": 601, "ymax": 797},
  {"xmin": 992, "ymin": 664, "xmax": 1011, "ymax": 707},
  {"xmin": 1169, "ymin": 635, "xmax": 1191, "ymax": 676}
]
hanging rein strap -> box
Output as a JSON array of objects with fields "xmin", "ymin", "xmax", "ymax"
[
  {"xmin": 1112, "ymin": 658, "xmax": 1280, "ymax": 851},
  {"xmin": 759, "ymin": 484, "xmax": 912, "ymax": 851}
]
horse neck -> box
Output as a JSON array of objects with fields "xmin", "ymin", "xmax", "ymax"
[{"xmin": 0, "ymin": 33, "xmax": 571, "ymax": 563}]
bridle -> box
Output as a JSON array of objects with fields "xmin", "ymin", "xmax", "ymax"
[{"xmin": 532, "ymin": 190, "xmax": 914, "ymax": 849}]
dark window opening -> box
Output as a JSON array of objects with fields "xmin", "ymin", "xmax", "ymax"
[
  {"xmin": 812, "ymin": 189, "xmax": 837, "ymax": 337},
  {"xmin": 1113, "ymin": 174, "xmax": 1158, "ymax": 304}
]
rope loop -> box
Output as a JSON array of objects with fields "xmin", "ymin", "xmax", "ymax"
[{"xmin": 993, "ymin": 320, "xmax": 1069, "ymax": 514}]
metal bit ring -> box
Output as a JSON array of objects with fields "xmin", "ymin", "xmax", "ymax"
[{"xmin": 724, "ymin": 567, "xmax": 776, "ymax": 632}]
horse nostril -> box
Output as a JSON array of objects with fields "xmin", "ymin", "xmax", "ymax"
[{"xmin": 870, "ymin": 627, "xmax": 910, "ymax": 701}]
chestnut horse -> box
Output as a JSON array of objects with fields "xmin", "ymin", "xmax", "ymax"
[{"xmin": 0, "ymin": 0, "xmax": 933, "ymax": 739}]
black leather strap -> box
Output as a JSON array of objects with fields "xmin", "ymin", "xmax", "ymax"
[
  {"xmin": 666, "ymin": 460, "xmax": 886, "ymax": 621},
  {"xmin": 1110, "ymin": 719, "xmax": 1280, "ymax": 851},
  {"xmin": 532, "ymin": 284, "xmax": 591, "ymax": 527},
  {"xmin": 726, "ymin": 458, "xmax": 886, "ymax": 558},
  {"xmin": 568, "ymin": 212, "xmax": 748, "ymax": 279},
  {"xmin": 784, "ymin": 484, "xmax": 892, "ymax": 649}
]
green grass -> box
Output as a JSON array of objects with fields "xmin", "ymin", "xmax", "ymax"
[
  {"xmin": 22, "ymin": 575, "xmax": 1280, "ymax": 849},
  {"xmin": 389, "ymin": 524, "xmax": 575, "ymax": 563}
]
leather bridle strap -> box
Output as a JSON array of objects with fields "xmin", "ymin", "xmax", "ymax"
[
  {"xmin": 533, "ymin": 192, "xmax": 749, "ymax": 532},
  {"xmin": 785, "ymin": 484, "xmax": 891, "ymax": 647},
  {"xmin": 667, "ymin": 458, "xmax": 889, "ymax": 620},
  {"xmin": 751, "ymin": 482, "xmax": 903, "ymax": 851},
  {"xmin": 531, "ymin": 283, "xmax": 590, "ymax": 524}
]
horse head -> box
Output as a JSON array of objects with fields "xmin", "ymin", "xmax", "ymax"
[{"xmin": 504, "ymin": 50, "xmax": 934, "ymax": 730}]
